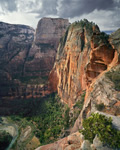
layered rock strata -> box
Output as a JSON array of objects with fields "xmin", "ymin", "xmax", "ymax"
[
  {"xmin": 0, "ymin": 18, "xmax": 69, "ymax": 99},
  {"xmin": 24, "ymin": 18, "xmax": 69, "ymax": 77}
]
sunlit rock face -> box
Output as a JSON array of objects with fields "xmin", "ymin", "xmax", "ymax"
[
  {"xmin": 50, "ymin": 19, "xmax": 118, "ymax": 107},
  {"xmin": 38, "ymin": 21, "xmax": 120, "ymax": 150}
]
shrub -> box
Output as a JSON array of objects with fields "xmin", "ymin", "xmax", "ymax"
[
  {"xmin": 80, "ymin": 113, "xmax": 120, "ymax": 148},
  {"xmin": 96, "ymin": 103, "xmax": 105, "ymax": 111},
  {"xmin": 64, "ymin": 106, "xmax": 70, "ymax": 129},
  {"xmin": 0, "ymin": 131, "xmax": 12, "ymax": 150},
  {"xmin": 74, "ymin": 91, "xmax": 85, "ymax": 109}
]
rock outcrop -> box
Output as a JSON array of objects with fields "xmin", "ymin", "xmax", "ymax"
[
  {"xmin": 24, "ymin": 18, "xmax": 69, "ymax": 78},
  {"xmin": 50, "ymin": 19, "xmax": 118, "ymax": 107},
  {"xmin": 41, "ymin": 20, "xmax": 120, "ymax": 150}
]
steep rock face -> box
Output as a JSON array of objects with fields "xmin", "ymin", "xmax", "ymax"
[
  {"xmin": 24, "ymin": 18, "xmax": 69, "ymax": 78},
  {"xmin": 37, "ymin": 22, "xmax": 120, "ymax": 150},
  {"xmin": 0, "ymin": 22, "xmax": 34, "ymax": 98},
  {"xmin": 72, "ymin": 68, "xmax": 120, "ymax": 133},
  {"xmin": 51, "ymin": 20, "xmax": 117, "ymax": 107},
  {"xmin": 0, "ymin": 18, "xmax": 69, "ymax": 99},
  {"xmin": 0, "ymin": 22, "xmax": 34, "ymax": 77}
]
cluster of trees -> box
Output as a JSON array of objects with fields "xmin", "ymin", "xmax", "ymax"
[
  {"xmin": 31, "ymin": 93, "xmax": 71, "ymax": 144},
  {"xmin": 0, "ymin": 131, "xmax": 12, "ymax": 150},
  {"xmin": 10, "ymin": 93, "xmax": 73, "ymax": 145},
  {"xmin": 80, "ymin": 113, "xmax": 120, "ymax": 148}
]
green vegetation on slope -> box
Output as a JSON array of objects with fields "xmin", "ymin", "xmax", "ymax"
[
  {"xmin": 30, "ymin": 93, "xmax": 66, "ymax": 144},
  {"xmin": 95, "ymin": 103, "xmax": 105, "ymax": 111},
  {"xmin": 93, "ymin": 31, "xmax": 111, "ymax": 47},
  {"xmin": 3, "ymin": 90, "xmax": 85, "ymax": 149},
  {"xmin": 72, "ymin": 19, "xmax": 97, "ymax": 35},
  {"xmin": 8, "ymin": 93, "xmax": 73, "ymax": 147},
  {"xmin": 80, "ymin": 113, "xmax": 120, "ymax": 148},
  {"xmin": 0, "ymin": 130, "xmax": 12, "ymax": 150}
]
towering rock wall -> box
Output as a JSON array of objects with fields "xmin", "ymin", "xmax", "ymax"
[
  {"xmin": 24, "ymin": 18, "xmax": 69, "ymax": 78},
  {"xmin": 51, "ymin": 19, "xmax": 118, "ymax": 107},
  {"xmin": 37, "ymin": 20, "xmax": 120, "ymax": 150},
  {"xmin": 0, "ymin": 22, "xmax": 34, "ymax": 77},
  {"xmin": 0, "ymin": 22, "xmax": 35, "ymax": 98}
]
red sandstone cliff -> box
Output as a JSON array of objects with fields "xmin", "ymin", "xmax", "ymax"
[
  {"xmin": 38, "ymin": 20, "xmax": 120, "ymax": 150},
  {"xmin": 50, "ymin": 19, "xmax": 118, "ymax": 107}
]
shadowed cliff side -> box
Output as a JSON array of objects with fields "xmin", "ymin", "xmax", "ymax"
[
  {"xmin": 0, "ymin": 18, "xmax": 69, "ymax": 100},
  {"xmin": 24, "ymin": 18, "xmax": 69, "ymax": 78}
]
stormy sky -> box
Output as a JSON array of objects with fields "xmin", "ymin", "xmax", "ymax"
[{"xmin": 0, "ymin": 0, "xmax": 120, "ymax": 31}]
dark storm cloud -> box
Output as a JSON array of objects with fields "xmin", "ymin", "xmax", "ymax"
[
  {"xmin": 32, "ymin": 0, "xmax": 58, "ymax": 17},
  {"xmin": 0, "ymin": 0, "xmax": 17, "ymax": 12},
  {"xmin": 58, "ymin": 0, "xmax": 115, "ymax": 18}
]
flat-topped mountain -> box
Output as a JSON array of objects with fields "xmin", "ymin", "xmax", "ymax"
[{"xmin": 24, "ymin": 17, "xmax": 69, "ymax": 78}]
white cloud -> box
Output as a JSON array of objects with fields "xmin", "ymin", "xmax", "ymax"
[
  {"xmin": 0, "ymin": 11, "xmax": 39, "ymax": 29},
  {"xmin": 0, "ymin": 0, "xmax": 120, "ymax": 31}
]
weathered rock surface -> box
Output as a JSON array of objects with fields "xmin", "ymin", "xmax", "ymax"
[
  {"xmin": 0, "ymin": 22, "xmax": 35, "ymax": 98},
  {"xmin": 24, "ymin": 17, "xmax": 69, "ymax": 78},
  {"xmin": 93, "ymin": 136, "xmax": 113, "ymax": 150},
  {"xmin": 72, "ymin": 67, "xmax": 120, "ymax": 133},
  {"xmin": 109, "ymin": 28, "xmax": 120, "ymax": 60},
  {"xmin": 81, "ymin": 140, "xmax": 92, "ymax": 150},
  {"xmin": 0, "ymin": 21, "xmax": 34, "ymax": 77},
  {"xmin": 51, "ymin": 19, "xmax": 118, "ymax": 107},
  {"xmin": 0, "ymin": 18, "xmax": 69, "ymax": 100},
  {"xmin": 36, "ymin": 131, "xmax": 119, "ymax": 150},
  {"xmin": 42, "ymin": 20, "xmax": 120, "ymax": 150},
  {"xmin": 36, "ymin": 132, "xmax": 82, "ymax": 150}
]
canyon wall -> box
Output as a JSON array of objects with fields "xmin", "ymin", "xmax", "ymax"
[
  {"xmin": 0, "ymin": 22, "xmax": 34, "ymax": 98},
  {"xmin": 0, "ymin": 21, "xmax": 34, "ymax": 78},
  {"xmin": 0, "ymin": 18, "xmax": 69, "ymax": 99}
]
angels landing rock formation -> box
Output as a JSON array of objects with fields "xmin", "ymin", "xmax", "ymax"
[
  {"xmin": 38, "ymin": 19, "xmax": 120, "ymax": 150},
  {"xmin": 50, "ymin": 19, "xmax": 118, "ymax": 107}
]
